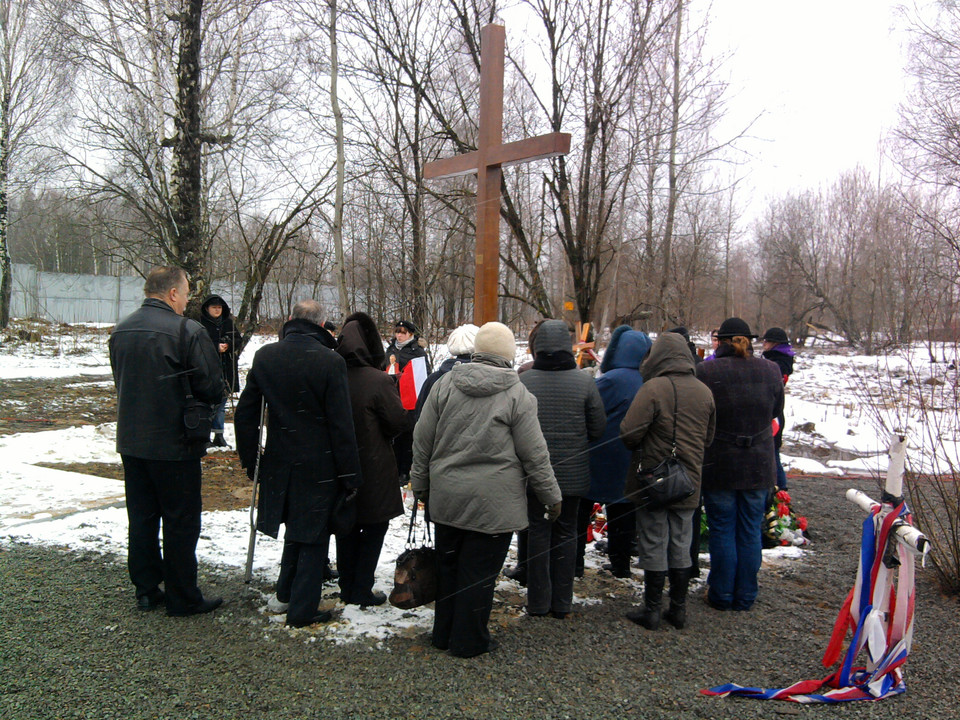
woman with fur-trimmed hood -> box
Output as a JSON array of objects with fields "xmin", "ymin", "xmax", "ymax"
[
  {"xmin": 335, "ymin": 312, "xmax": 414, "ymax": 606},
  {"xmin": 620, "ymin": 332, "xmax": 715, "ymax": 630}
]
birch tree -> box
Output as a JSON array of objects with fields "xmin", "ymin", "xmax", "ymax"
[{"xmin": 0, "ymin": 0, "xmax": 73, "ymax": 327}]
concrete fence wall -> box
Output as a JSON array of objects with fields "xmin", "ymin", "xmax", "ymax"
[{"xmin": 11, "ymin": 264, "xmax": 338, "ymax": 325}]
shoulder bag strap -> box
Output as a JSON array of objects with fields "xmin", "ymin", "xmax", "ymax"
[
  {"xmin": 178, "ymin": 317, "xmax": 196, "ymax": 402},
  {"xmin": 667, "ymin": 376, "xmax": 679, "ymax": 458},
  {"xmin": 406, "ymin": 501, "xmax": 418, "ymax": 547}
]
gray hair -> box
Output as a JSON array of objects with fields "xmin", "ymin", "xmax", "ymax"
[
  {"xmin": 143, "ymin": 266, "xmax": 187, "ymax": 297},
  {"xmin": 291, "ymin": 299, "xmax": 324, "ymax": 325}
]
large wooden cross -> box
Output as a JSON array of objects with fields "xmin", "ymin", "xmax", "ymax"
[{"xmin": 423, "ymin": 24, "xmax": 570, "ymax": 326}]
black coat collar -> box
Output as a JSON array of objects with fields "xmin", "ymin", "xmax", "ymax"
[{"xmin": 281, "ymin": 318, "xmax": 336, "ymax": 349}]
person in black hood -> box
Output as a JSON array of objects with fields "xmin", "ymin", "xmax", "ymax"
[
  {"xmin": 200, "ymin": 294, "xmax": 241, "ymax": 447},
  {"xmin": 335, "ymin": 312, "xmax": 412, "ymax": 606}
]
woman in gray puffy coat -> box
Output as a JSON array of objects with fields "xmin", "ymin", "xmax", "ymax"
[
  {"xmin": 519, "ymin": 320, "xmax": 606, "ymax": 617},
  {"xmin": 411, "ymin": 322, "xmax": 561, "ymax": 658}
]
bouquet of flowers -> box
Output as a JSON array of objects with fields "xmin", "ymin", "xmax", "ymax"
[{"xmin": 763, "ymin": 490, "xmax": 809, "ymax": 548}]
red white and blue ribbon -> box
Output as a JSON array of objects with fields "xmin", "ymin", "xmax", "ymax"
[{"xmin": 701, "ymin": 502, "xmax": 916, "ymax": 703}]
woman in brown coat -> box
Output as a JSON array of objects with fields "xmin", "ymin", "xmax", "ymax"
[
  {"xmin": 620, "ymin": 332, "xmax": 715, "ymax": 630},
  {"xmin": 336, "ymin": 312, "xmax": 414, "ymax": 606}
]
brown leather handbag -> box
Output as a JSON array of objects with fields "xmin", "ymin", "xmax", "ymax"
[{"xmin": 388, "ymin": 503, "xmax": 438, "ymax": 609}]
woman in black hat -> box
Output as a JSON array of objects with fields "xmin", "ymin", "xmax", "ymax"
[
  {"xmin": 695, "ymin": 317, "xmax": 784, "ymax": 611},
  {"xmin": 382, "ymin": 319, "xmax": 431, "ymax": 483},
  {"xmin": 383, "ymin": 319, "xmax": 431, "ymax": 374}
]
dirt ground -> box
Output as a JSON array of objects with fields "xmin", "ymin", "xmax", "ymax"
[{"xmin": 2, "ymin": 374, "xmax": 252, "ymax": 511}]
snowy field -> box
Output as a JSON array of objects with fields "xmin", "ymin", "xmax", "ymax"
[{"xmin": 1, "ymin": 322, "xmax": 956, "ymax": 645}]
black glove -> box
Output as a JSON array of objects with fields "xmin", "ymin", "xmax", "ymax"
[
  {"xmin": 545, "ymin": 501, "xmax": 562, "ymax": 523},
  {"xmin": 413, "ymin": 489, "xmax": 429, "ymax": 504}
]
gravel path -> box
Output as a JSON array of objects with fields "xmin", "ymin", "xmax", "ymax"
[{"xmin": 2, "ymin": 474, "xmax": 957, "ymax": 720}]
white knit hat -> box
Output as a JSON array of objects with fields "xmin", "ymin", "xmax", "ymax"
[
  {"xmin": 446, "ymin": 323, "xmax": 479, "ymax": 356},
  {"xmin": 473, "ymin": 322, "xmax": 516, "ymax": 362}
]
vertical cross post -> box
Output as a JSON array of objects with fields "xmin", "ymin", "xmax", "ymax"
[{"xmin": 423, "ymin": 24, "xmax": 571, "ymax": 326}]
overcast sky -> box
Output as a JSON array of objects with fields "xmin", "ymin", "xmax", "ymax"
[{"xmin": 702, "ymin": 0, "xmax": 911, "ymax": 221}]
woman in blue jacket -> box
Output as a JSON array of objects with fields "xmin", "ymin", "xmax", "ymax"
[{"xmin": 577, "ymin": 326, "xmax": 652, "ymax": 578}]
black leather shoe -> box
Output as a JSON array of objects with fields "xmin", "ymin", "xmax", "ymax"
[
  {"xmin": 137, "ymin": 589, "xmax": 165, "ymax": 611},
  {"xmin": 167, "ymin": 596, "xmax": 222, "ymax": 617},
  {"xmin": 287, "ymin": 610, "xmax": 333, "ymax": 628},
  {"xmin": 357, "ymin": 591, "xmax": 387, "ymax": 608},
  {"xmin": 602, "ymin": 563, "xmax": 631, "ymax": 578},
  {"xmin": 503, "ymin": 566, "xmax": 527, "ymax": 586},
  {"xmin": 449, "ymin": 638, "xmax": 498, "ymax": 658}
]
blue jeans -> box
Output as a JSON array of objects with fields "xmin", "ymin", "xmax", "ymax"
[
  {"xmin": 775, "ymin": 452, "xmax": 787, "ymax": 489},
  {"xmin": 212, "ymin": 399, "xmax": 226, "ymax": 433},
  {"xmin": 703, "ymin": 488, "xmax": 769, "ymax": 610}
]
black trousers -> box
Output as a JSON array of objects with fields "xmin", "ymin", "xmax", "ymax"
[
  {"xmin": 433, "ymin": 524, "xmax": 511, "ymax": 657},
  {"xmin": 336, "ymin": 521, "xmax": 388, "ymax": 603},
  {"xmin": 393, "ymin": 430, "xmax": 414, "ymax": 478},
  {"xmin": 121, "ymin": 455, "xmax": 203, "ymax": 612},
  {"xmin": 606, "ymin": 501, "xmax": 637, "ymax": 570},
  {"xmin": 526, "ymin": 496, "xmax": 580, "ymax": 614},
  {"xmin": 276, "ymin": 539, "xmax": 327, "ymax": 626}
]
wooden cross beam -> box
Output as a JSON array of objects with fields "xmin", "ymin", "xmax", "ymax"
[{"xmin": 423, "ymin": 24, "xmax": 571, "ymax": 326}]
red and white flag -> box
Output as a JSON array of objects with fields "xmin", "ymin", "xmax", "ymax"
[{"xmin": 398, "ymin": 356, "xmax": 428, "ymax": 410}]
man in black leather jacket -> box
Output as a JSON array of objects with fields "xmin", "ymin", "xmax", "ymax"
[{"xmin": 109, "ymin": 267, "xmax": 224, "ymax": 616}]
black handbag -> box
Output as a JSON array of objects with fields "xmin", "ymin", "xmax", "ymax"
[
  {"xmin": 178, "ymin": 318, "xmax": 215, "ymax": 442},
  {"xmin": 389, "ymin": 502, "xmax": 438, "ymax": 609},
  {"xmin": 625, "ymin": 377, "xmax": 696, "ymax": 511}
]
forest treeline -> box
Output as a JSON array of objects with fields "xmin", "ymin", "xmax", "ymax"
[{"xmin": 2, "ymin": 0, "xmax": 958, "ymax": 351}]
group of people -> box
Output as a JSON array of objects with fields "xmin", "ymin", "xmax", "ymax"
[{"xmin": 110, "ymin": 266, "xmax": 792, "ymax": 658}]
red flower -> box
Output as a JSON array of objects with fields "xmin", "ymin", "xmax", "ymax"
[
  {"xmin": 776, "ymin": 490, "xmax": 792, "ymax": 503},
  {"xmin": 778, "ymin": 503, "xmax": 790, "ymax": 517},
  {"xmin": 797, "ymin": 516, "xmax": 808, "ymax": 531}
]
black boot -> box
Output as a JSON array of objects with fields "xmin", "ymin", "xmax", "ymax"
[
  {"xmin": 626, "ymin": 570, "xmax": 665, "ymax": 630},
  {"xmin": 211, "ymin": 433, "xmax": 229, "ymax": 448},
  {"xmin": 663, "ymin": 568, "xmax": 690, "ymax": 629}
]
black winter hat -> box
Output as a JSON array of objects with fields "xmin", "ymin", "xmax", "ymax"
[
  {"xmin": 716, "ymin": 317, "xmax": 757, "ymax": 340},
  {"xmin": 667, "ymin": 326, "xmax": 690, "ymax": 342},
  {"xmin": 394, "ymin": 319, "xmax": 419, "ymax": 335},
  {"xmin": 761, "ymin": 327, "xmax": 789, "ymax": 344}
]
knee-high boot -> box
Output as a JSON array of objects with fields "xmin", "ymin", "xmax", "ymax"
[
  {"xmin": 664, "ymin": 568, "xmax": 690, "ymax": 629},
  {"xmin": 626, "ymin": 570, "xmax": 665, "ymax": 630}
]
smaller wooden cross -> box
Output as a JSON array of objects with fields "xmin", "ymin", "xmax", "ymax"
[{"xmin": 423, "ymin": 24, "xmax": 570, "ymax": 326}]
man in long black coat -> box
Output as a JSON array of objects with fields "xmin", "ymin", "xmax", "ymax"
[
  {"xmin": 234, "ymin": 299, "xmax": 362, "ymax": 627},
  {"xmin": 109, "ymin": 266, "xmax": 224, "ymax": 616}
]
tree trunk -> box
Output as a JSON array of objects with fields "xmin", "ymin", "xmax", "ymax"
[
  {"xmin": 657, "ymin": 0, "xmax": 683, "ymax": 325},
  {"xmin": 170, "ymin": 0, "xmax": 206, "ymax": 305},
  {"xmin": 0, "ymin": 26, "xmax": 10, "ymax": 328},
  {"xmin": 328, "ymin": 0, "xmax": 348, "ymax": 319}
]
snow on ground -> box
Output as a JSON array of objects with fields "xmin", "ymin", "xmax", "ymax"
[{"xmin": 4, "ymin": 322, "xmax": 956, "ymax": 644}]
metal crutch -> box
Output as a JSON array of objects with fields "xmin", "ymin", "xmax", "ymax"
[{"xmin": 243, "ymin": 396, "xmax": 267, "ymax": 583}]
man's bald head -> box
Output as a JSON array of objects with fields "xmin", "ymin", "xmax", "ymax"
[{"xmin": 292, "ymin": 299, "xmax": 324, "ymax": 326}]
